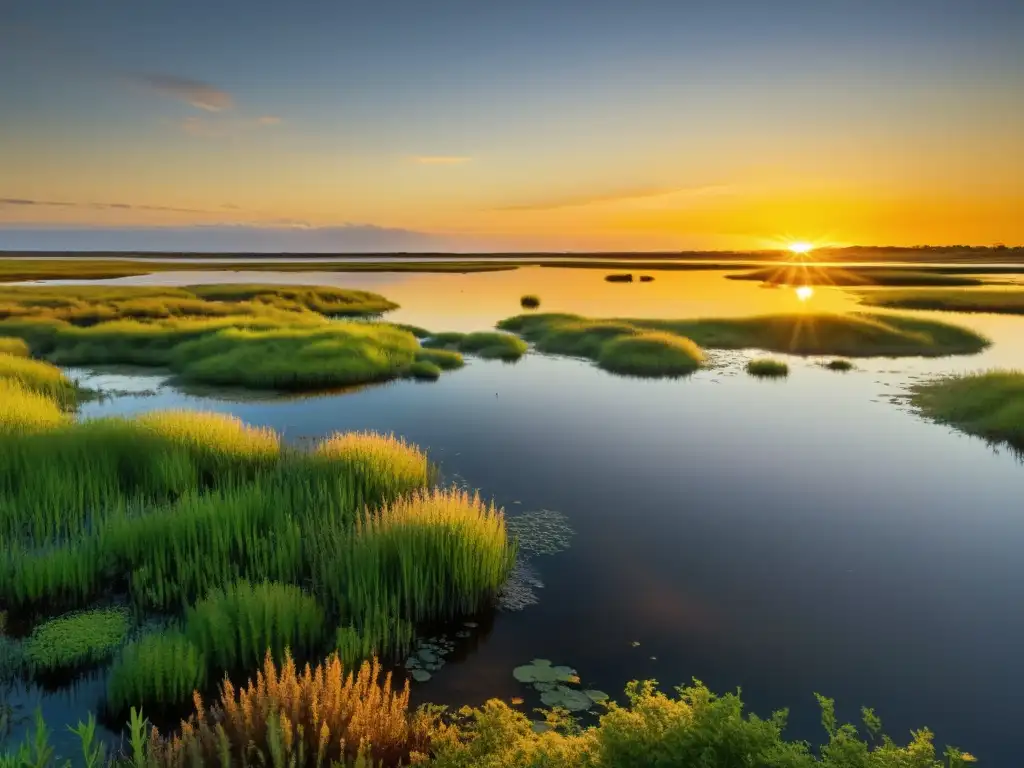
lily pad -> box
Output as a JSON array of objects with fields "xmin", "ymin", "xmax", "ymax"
[
  {"xmin": 540, "ymin": 686, "xmax": 594, "ymax": 712},
  {"xmin": 584, "ymin": 690, "xmax": 609, "ymax": 704},
  {"xmin": 404, "ymin": 657, "xmax": 421, "ymax": 669},
  {"xmin": 411, "ymin": 669, "xmax": 432, "ymax": 683},
  {"xmin": 533, "ymin": 681, "xmax": 557, "ymax": 693},
  {"xmin": 418, "ymin": 649, "xmax": 438, "ymax": 664}
]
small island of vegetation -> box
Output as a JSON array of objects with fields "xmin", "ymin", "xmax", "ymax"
[
  {"xmin": 858, "ymin": 288, "xmax": 1024, "ymax": 315},
  {"xmin": 911, "ymin": 370, "xmax": 1024, "ymax": 452},
  {"xmin": 746, "ymin": 358, "xmax": 790, "ymax": 378}
]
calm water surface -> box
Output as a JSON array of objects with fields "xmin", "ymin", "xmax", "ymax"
[{"xmin": 8, "ymin": 268, "xmax": 1023, "ymax": 764}]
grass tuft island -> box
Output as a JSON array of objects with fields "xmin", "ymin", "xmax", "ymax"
[{"xmin": 911, "ymin": 371, "xmax": 1024, "ymax": 452}]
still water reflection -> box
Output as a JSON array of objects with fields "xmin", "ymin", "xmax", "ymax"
[{"xmin": 9, "ymin": 268, "xmax": 1024, "ymax": 764}]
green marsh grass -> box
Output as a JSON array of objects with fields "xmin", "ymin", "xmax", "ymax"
[
  {"xmin": 0, "ymin": 337, "xmax": 29, "ymax": 357},
  {"xmin": 0, "ymin": 354, "xmax": 78, "ymax": 406},
  {"xmin": 313, "ymin": 431, "xmax": 430, "ymax": 501},
  {"xmin": 0, "ymin": 381, "xmax": 67, "ymax": 436},
  {"xmin": 911, "ymin": 371, "xmax": 1024, "ymax": 452},
  {"xmin": 423, "ymin": 331, "xmax": 527, "ymax": 361},
  {"xmin": 746, "ymin": 358, "xmax": 790, "ymax": 378},
  {"xmin": 858, "ymin": 288, "xmax": 1024, "ymax": 315},
  {"xmin": 185, "ymin": 580, "xmax": 326, "ymax": 672},
  {"xmin": 106, "ymin": 631, "xmax": 207, "ymax": 715},
  {"xmin": 520, "ymin": 294, "xmax": 541, "ymax": 308},
  {"xmin": 825, "ymin": 358, "xmax": 854, "ymax": 371},
  {"xmin": 23, "ymin": 608, "xmax": 130, "ymax": 672},
  {"xmin": 597, "ymin": 332, "xmax": 704, "ymax": 377},
  {"xmin": 415, "ymin": 347, "xmax": 465, "ymax": 370},
  {"xmin": 408, "ymin": 360, "xmax": 441, "ymax": 380},
  {"xmin": 498, "ymin": 311, "xmax": 988, "ymax": 361}
]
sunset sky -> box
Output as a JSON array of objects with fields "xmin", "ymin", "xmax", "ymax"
[{"xmin": 1, "ymin": 0, "xmax": 1022, "ymax": 251}]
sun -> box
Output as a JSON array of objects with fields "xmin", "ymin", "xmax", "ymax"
[{"xmin": 788, "ymin": 241, "xmax": 814, "ymax": 255}]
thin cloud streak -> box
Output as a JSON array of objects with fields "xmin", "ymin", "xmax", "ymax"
[
  {"xmin": 412, "ymin": 156, "xmax": 472, "ymax": 165},
  {"xmin": 139, "ymin": 74, "xmax": 233, "ymax": 112},
  {"xmin": 494, "ymin": 184, "xmax": 735, "ymax": 211},
  {"xmin": 0, "ymin": 198, "xmax": 218, "ymax": 214}
]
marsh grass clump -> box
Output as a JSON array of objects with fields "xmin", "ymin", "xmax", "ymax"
[
  {"xmin": 0, "ymin": 354, "xmax": 78, "ymax": 407},
  {"xmin": 106, "ymin": 630, "xmax": 206, "ymax": 715},
  {"xmin": 729, "ymin": 266, "xmax": 984, "ymax": 287},
  {"xmin": 146, "ymin": 651, "xmax": 434, "ymax": 768},
  {"xmin": 23, "ymin": 608, "xmax": 130, "ymax": 672},
  {"xmin": 498, "ymin": 311, "xmax": 988, "ymax": 360},
  {"xmin": 335, "ymin": 615, "xmax": 416, "ymax": 669},
  {"xmin": 825, "ymin": 358, "xmax": 854, "ymax": 371},
  {"xmin": 408, "ymin": 360, "xmax": 442, "ymax": 380},
  {"xmin": 0, "ymin": 380, "xmax": 67, "ymax": 435},
  {"xmin": 185, "ymin": 580, "xmax": 326, "ymax": 672},
  {"xmin": 424, "ymin": 331, "xmax": 527, "ymax": 361},
  {"xmin": 858, "ymin": 288, "xmax": 1024, "ymax": 315},
  {"xmin": 746, "ymin": 358, "xmax": 789, "ymax": 378},
  {"xmin": 910, "ymin": 371, "xmax": 1024, "ymax": 453},
  {"xmin": 520, "ymin": 294, "xmax": 541, "ymax": 309},
  {"xmin": 314, "ymin": 431, "xmax": 429, "ymax": 501},
  {"xmin": 415, "ymin": 347, "xmax": 465, "ymax": 370},
  {"xmin": 0, "ymin": 337, "xmax": 29, "ymax": 357},
  {"xmin": 605, "ymin": 273, "xmax": 633, "ymax": 282},
  {"xmin": 597, "ymin": 332, "xmax": 704, "ymax": 377}
]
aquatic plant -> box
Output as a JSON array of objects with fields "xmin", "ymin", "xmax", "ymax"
[
  {"xmin": 145, "ymin": 651, "xmax": 435, "ymax": 768},
  {"xmin": 910, "ymin": 371, "xmax": 1024, "ymax": 453},
  {"xmin": 825, "ymin": 358, "xmax": 854, "ymax": 371},
  {"xmin": 335, "ymin": 614, "xmax": 416, "ymax": 670},
  {"xmin": 506, "ymin": 509, "xmax": 574, "ymax": 558},
  {"xmin": 106, "ymin": 631, "xmax": 207, "ymax": 715},
  {"xmin": 858, "ymin": 288, "xmax": 1024, "ymax": 314},
  {"xmin": 746, "ymin": 358, "xmax": 789, "ymax": 378},
  {"xmin": 0, "ymin": 337, "xmax": 29, "ymax": 357},
  {"xmin": 520, "ymin": 294, "xmax": 541, "ymax": 309},
  {"xmin": 597, "ymin": 332, "xmax": 704, "ymax": 377},
  {"xmin": 23, "ymin": 608, "xmax": 130, "ymax": 672},
  {"xmin": 498, "ymin": 311, "xmax": 989, "ymax": 359},
  {"xmin": 185, "ymin": 580, "xmax": 326, "ymax": 672}
]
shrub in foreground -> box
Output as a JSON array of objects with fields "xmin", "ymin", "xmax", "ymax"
[{"xmin": 746, "ymin": 358, "xmax": 790, "ymax": 378}]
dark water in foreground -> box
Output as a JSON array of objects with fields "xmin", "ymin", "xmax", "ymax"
[{"xmin": 6, "ymin": 268, "xmax": 1024, "ymax": 764}]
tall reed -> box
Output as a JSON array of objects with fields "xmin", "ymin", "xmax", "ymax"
[
  {"xmin": 185, "ymin": 581, "xmax": 326, "ymax": 672},
  {"xmin": 0, "ymin": 381, "xmax": 67, "ymax": 437},
  {"xmin": 107, "ymin": 630, "xmax": 207, "ymax": 715}
]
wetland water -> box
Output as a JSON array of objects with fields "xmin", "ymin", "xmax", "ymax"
[{"xmin": 8, "ymin": 267, "xmax": 1024, "ymax": 764}]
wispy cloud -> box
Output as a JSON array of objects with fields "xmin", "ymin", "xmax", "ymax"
[
  {"xmin": 139, "ymin": 74, "xmax": 234, "ymax": 112},
  {"xmin": 0, "ymin": 198, "xmax": 215, "ymax": 214},
  {"xmin": 177, "ymin": 115, "xmax": 281, "ymax": 138},
  {"xmin": 412, "ymin": 156, "xmax": 472, "ymax": 165},
  {"xmin": 494, "ymin": 184, "xmax": 734, "ymax": 211}
]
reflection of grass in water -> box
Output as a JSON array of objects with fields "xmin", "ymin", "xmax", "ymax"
[
  {"xmin": 858, "ymin": 288, "xmax": 1024, "ymax": 315},
  {"xmin": 911, "ymin": 371, "xmax": 1024, "ymax": 453},
  {"xmin": 746, "ymin": 358, "xmax": 789, "ymax": 378},
  {"xmin": 498, "ymin": 311, "xmax": 988, "ymax": 361}
]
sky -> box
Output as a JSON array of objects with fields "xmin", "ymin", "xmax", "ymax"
[{"xmin": 1, "ymin": 0, "xmax": 1022, "ymax": 252}]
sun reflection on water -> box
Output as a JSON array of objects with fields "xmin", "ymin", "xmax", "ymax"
[{"xmin": 795, "ymin": 285, "xmax": 814, "ymax": 302}]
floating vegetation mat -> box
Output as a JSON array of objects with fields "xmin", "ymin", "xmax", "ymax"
[
  {"xmin": 498, "ymin": 509, "xmax": 574, "ymax": 612},
  {"xmin": 512, "ymin": 658, "xmax": 608, "ymax": 713},
  {"xmin": 402, "ymin": 621, "xmax": 479, "ymax": 683}
]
